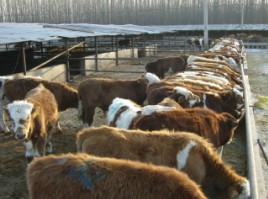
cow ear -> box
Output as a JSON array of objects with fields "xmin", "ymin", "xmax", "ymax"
[
  {"xmin": 3, "ymin": 106, "xmax": 10, "ymax": 118},
  {"xmin": 222, "ymin": 112, "xmax": 239, "ymax": 127},
  {"xmin": 31, "ymin": 106, "xmax": 40, "ymax": 118}
]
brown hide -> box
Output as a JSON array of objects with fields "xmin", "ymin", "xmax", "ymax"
[
  {"xmin": 26, "ymin": 84, "xmax": 59, "ymax": 137},
  {"xmin": 157, "ymin": 97, "xmax": 182, "ymax": 110},
  {"xmin": 4, "ymin": 78, "xmax": 78, "ymax": 111},
  {"xmin": 130, "ymin": 107, "xmax": 238, "ymax": 147},
  {"xmin": 147, "ymin": 82, "xmax": 242, "ymax": 119},
  {"xmin": 5, "ymin": 84, "xmax": 59, "ymax": 162},
  {"xmin": 164, "ymin": 73, "xmax": 234, "ymax": 89},
  {"xmin": 76, "ymin": 126, "xmax": 249, "ymax": 199},
  {"xmin": 145, "ymin": 56, "xmax": 186, "ymax": 79},
  {"xmin": 27, "ymin": 153, "xmax": 207, "ymax": 199},
  {"xmin": 78, "ymin": 77, "xmax": 148, "ymax": 126}
]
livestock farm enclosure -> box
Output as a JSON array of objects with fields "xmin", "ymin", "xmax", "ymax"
[
  {"xmin": 0, "ymin": 23, "xmax": 268, "ymax": 198},
  {"xmin": 0, "ymin": 43, "xmax": 267, "ymax": 199}
]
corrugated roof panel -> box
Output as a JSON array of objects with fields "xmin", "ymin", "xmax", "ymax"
[{"xmin": 1, "ymin": 23, "xmax": 268, "ymax": 44}]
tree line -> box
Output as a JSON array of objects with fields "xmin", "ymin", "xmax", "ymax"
[{"xmin": 0, "ymin": 0, "xmax": 267, "ymax": 25}]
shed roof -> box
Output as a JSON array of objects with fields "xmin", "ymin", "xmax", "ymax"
[{"xmin": 1, "ymin": 23, "xmax": 268, "ymax": 44}]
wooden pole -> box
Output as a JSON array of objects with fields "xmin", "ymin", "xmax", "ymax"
[
  {"xmin": 29, "ymin": 41, "xmax": 85, "ymax": 72},
  {"xmin": 94, "ymin": 36, "xmax": 99, "ymax": 71},
  {"xmin": 21, "ymin": 43, "xmax": 27, "ymax": 75},
  {"xmin": 203, "ymin": 0, "xmax": 209, "ymax": 50},
  {"xmin": 115, "ymin": 36, "xmax": 119, "ymax": 66},
  {"xmin": 65, "ymin": 38, "xmax": 71, "ymax": 82}
]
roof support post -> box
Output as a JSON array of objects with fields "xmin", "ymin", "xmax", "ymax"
[
  {"xmin": 65, "ymin": 38, "xmax": 71, "ymax": 82},
  {"xmin": 131, "ymin": 36, "xmax": 134, "ymax": 58},
  {"xmin": 115, "ymin": 36, "xmax": 119, "ymax": 66},
  {"xmin": 94, "ymin": 36, "xmax": 99, "ymax": 71},
  {"xmin": 21, "ymin": 43, "xmax": 27, "ymax": 75},
  {"xmin": 203, "ymin": 0, "xmax": 209, "ymax": 50}
]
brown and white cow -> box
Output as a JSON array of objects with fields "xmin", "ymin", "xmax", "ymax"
[
  {"xmin": 3, "ymin": 84, "xmax": 59, "ymax": 163},
  {"xmin": 3, "ymin": 77, "xmax": 78, "ymax": 112},
  {"xmin": 147, "ymin": 81, "xmax": 244, "ymax": 119},
  {"xmin": 27, "ymin": 153, "xmax": 208, "ymax": 199},
  {"xmin": 77, "ymin": 126, "xmax": 250, "ymax": 199},
  {"xmin": 130, "ymin": 107, "xmax": 239, "ymax": 147},
  {"xmin": 145, "ymin": 55, "xmax": 187, "ymax": 79},
  {"xmin": 78, "ymin": 75, "xmax": 152, "ymax": 127},
  {"xmin": 107, "ymin": 97, "xmax": 181, "ymax": 129}
]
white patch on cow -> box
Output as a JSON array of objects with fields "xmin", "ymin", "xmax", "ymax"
[
  {"xmin": 116, "ymin": 107, "xmax": 139, "ymax": 129},
  {"xmin": 165, "ymin": 67, "xmax": 173, "ymax": 76},
  {"xmin": 173, "ymin": 86, "xmax": 193, "ymax": 99},
  {"xmin": 188, "ymin": 98, "xmax": 198, "ymax": 107},
  {"xmin": 237, "ymin": 179, "xmax": 250, "ymax": 199},
  {"xmin": 107, "ymin": 98, "xmax": 141, "ymax": 129},
  {"xmin": 226, "ymin": 57, "xmax": 239, "ymax": 70},
  {"xmin": 145, "ymin": 73, "xmax": 160, "ymax": 84},
  {"xmin": 202, "ymin": 94, "xmax": 207, "ymax": 108},
  {"xmin": 7, "ymin": 100, "xmax": 33, "ymax": 134},
  {"xmin": 187, "ymin": 55, "xmax": 199, "ymax": 64},
  {"xmin": 233, "ymin": 88, "xmax": 243, "ymax": 98},
  {"xmin": 188, "ymin": 79, "xmax": 224, "ymax": 90},
  {"xmin": 141, "ymin": 105, "xmax": 175, "ymax": 115},
  {"xmin": 205, "ymin": 74, "xmax": 230, "ymax": 85},
  {"xmin": 25, "ymin": 140, "xmax": 40, "ymax": 158},
  {"xmin": 210, "ymin": 43, "xmax": 224, "ymax": 51},
  {"xmin": 176, "ymin": 141, "xmax": 196, "ymax": 170},
  {"xmin": 180, "ymin": 71, "xmax": 200, "ymax": 76}
]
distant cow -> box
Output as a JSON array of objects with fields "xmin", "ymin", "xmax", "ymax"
[
  {"xmin": 77, "ymin": 126, "xmax": 250, "ymax": 199},
  {"xmin": 3, "ymin": 84, "xmax": 59, "ymax": 163},
  {"xmin": 27, "ymin": 153, "xmax": 207, "ymax": 199},
  {"xmin": 78, "ymin": 75, "xmax": 150, "ymax": 127},
  {"xmin": 3, "ymin": 77, "xmax": 78, "ymax": 112},
  {"xmin": 145, "ymin": 56, "xmax": 187, "ymax": 79},
  {"xmin": 130, "ymin": 107, "xmax": 238, "ymax": 147},
  {"xmin": 118, "ymin": 39, "xmax": 131, "ymax": 47},
  {"xmin": 0, "ymin": 75, "xmax": 13, "ymax": 133}
]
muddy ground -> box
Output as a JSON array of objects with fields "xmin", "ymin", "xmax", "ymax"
[{"xmin": 0, "ymin": 51, "xmax": 267, "ymax": 198}]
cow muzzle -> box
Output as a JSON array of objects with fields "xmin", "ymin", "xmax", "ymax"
[{"xmin": 15, "ymin": 131, "xmax": 27, "ymax": 139}]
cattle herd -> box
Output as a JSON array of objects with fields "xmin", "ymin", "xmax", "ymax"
[{"xmin": 0, "ymin": 36, "xmax": 250, "ymax": 199}]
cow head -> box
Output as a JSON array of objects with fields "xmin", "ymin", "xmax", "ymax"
[
  {"xmin": 219, "ymin": 112, "xmax": 239, "ymax": 145},
  {"xmin": 172, "ymin": 86, "xmax": 201, "ymax": 108},
  {"xmin": 4, "ymin": 100, "xmax": 38, "ymax": 140},
  {"xmin": 218, "ymin": 178, "xmax": 250, "ymax": 199},
  {"xmin": 222, "ymin": 88, "xmax": 244, "ymax": 111}
]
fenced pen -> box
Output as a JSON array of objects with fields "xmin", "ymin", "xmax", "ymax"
[{"xmin": 0, "ymin": 0, "xmax": 268, "ymax": 24}]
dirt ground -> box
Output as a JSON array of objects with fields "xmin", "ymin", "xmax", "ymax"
[{"xmin": 0, "ymin": 51, "xmax": 267, "ymax": 198}]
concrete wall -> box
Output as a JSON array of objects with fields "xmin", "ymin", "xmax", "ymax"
[
  {"xmin": 13, "ymin": 64, "xmax": 66, "ymax": 82},
  {"xmin": 80, "ymin": 49, "xmax": 138, "ymax": 76}
]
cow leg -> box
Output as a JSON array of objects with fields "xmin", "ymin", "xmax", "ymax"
[
  {"xmin": 84, "ymin": 106, "xmax": 95, "ymax": 127},
  {"xmin": 24, "ymin": 140, "xmax": 42, "ymax": 164}
]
